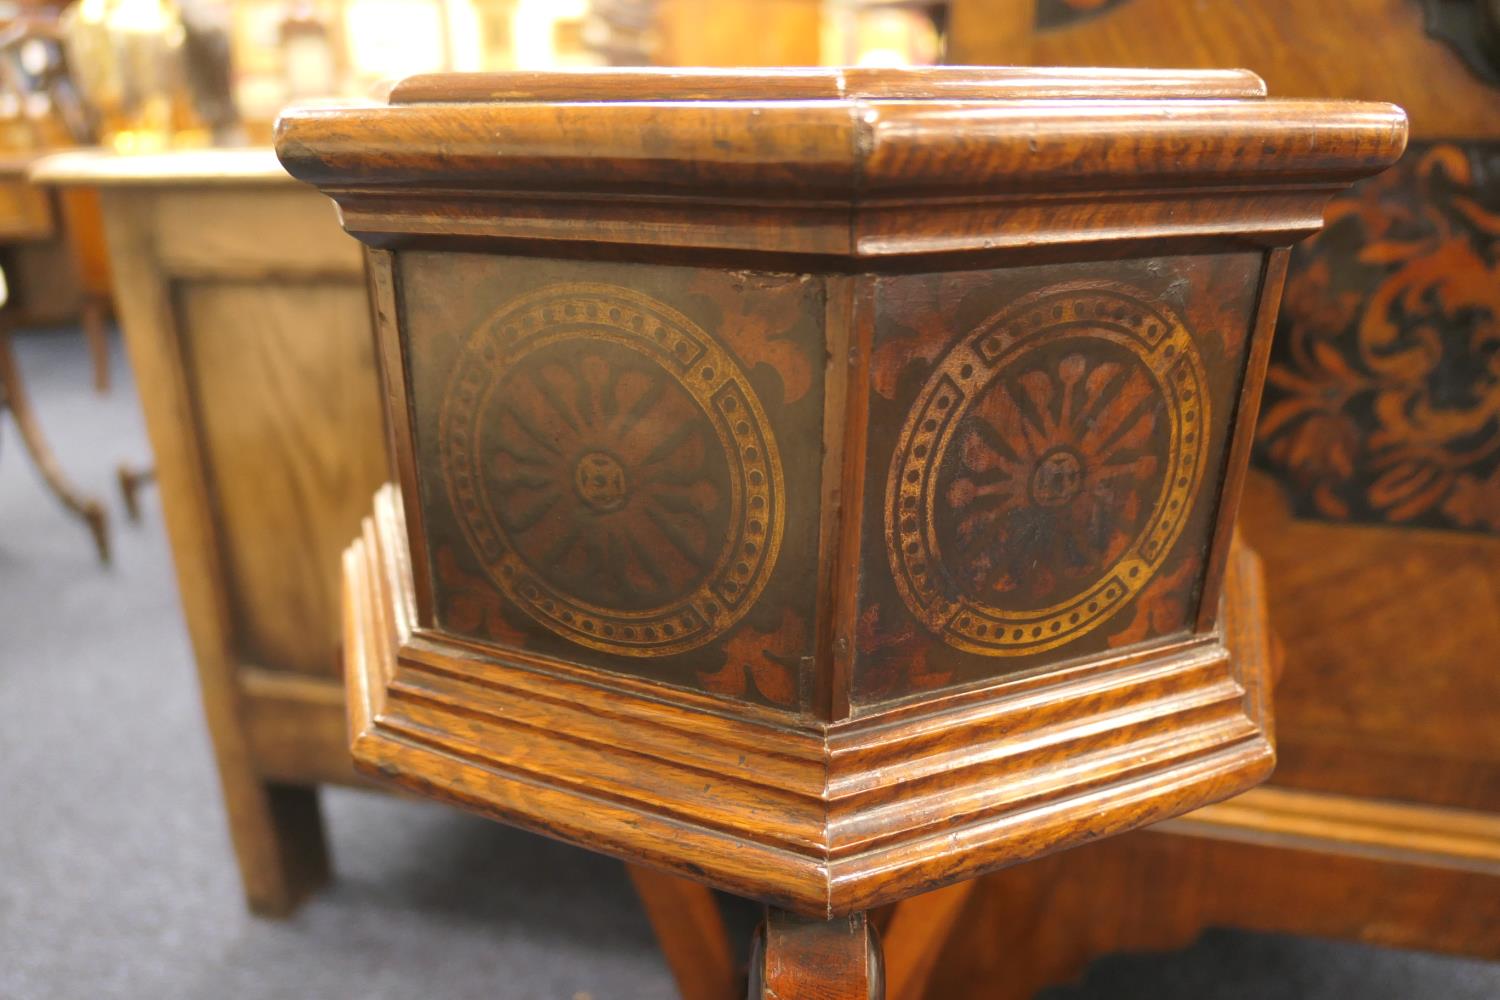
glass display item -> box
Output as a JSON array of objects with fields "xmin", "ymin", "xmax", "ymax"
[
  {"xmin": 60, "ymin": 0, "xmax": 209, "ymax": 151},
  {"xmin": 821, "ymin": 0, "xmax": 947, "ymax": 66},
  {"xmin": 279, "ymin": 1, "xmax": 337, "ymax": 98}
]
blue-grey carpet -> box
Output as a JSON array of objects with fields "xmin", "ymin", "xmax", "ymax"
[{"xmin": 1, "ymin": 326, "xmax": 1496, "ymax": 999}]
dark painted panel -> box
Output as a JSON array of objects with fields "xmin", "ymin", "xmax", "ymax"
[
  {"xmin": 852, "ymin": 254, "xmax": 1262, "ymax": 708},
  {"xmin": 400, "ymin": 252, "xmax": 827, "ymax": 714}
]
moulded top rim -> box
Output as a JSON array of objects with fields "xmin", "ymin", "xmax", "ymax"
[{"xmin": 386, "ymin": 65, "xmax": 1271, "ymax": 105}]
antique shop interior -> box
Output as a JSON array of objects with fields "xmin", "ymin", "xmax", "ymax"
[{"xmin": 0, "ymin": 1, "xmax": 1496, "ymax": 998}]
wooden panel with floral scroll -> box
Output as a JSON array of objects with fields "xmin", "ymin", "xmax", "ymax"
[{"xmin": 1255, "ymin": 142, "xmax": 1500, "ymax": 534}]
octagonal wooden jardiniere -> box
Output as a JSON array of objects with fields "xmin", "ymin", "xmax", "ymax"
[{"xmin": 277, "ymin": 66, "xmax": 1405, "ymax": 997}]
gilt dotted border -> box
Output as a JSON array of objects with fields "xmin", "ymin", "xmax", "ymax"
[
  {"xmin": 885, "ymin": 282, "xmax": 1209, "ymax": 657},
  {"xmin": 439, "ymin": 283, "xmax": 785, "ymax": 658}
]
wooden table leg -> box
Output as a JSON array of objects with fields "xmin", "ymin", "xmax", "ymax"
[
  {"xmin": 81, "ymin": 295, "xmax": 111, "ymax": 394},
  {"xmin": 627, "ymin": 865, "xmax": 739, "ymax": 1000},
  {"xmin": 750, "ymin": 908, "xmax": 882, "ymax": 1000},
  {"xmin": 117, "ymin": 462, "xmax": 156, "ymax": 522},
  {"xmin": 880, "ymin": 881, "xmax": 976, "ymax": 1000},
  {"xmin": 0, "ymin": 327, "xmax": 110, "ymax": 563}
]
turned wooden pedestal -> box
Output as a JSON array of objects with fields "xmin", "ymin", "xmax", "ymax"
[{"xmin": 280, "ymin": 67, "xmax": 1405, "ymax": 995}]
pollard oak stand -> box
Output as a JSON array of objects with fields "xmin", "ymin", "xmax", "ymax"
[{"xmin": 277, "ymin": 68, "xmax": 1405, "ymax": 996}]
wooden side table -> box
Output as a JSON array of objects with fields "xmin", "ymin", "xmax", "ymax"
[
  {"xmin": 282, "ymin": 67, "xmax": 1405, "ymax": 995},
  {"xmin": 31, "ymin": 149, "xmax": 387, "ymax": 914},
  {"xmin": 0, "ymin": 153, "xmax": 110, "ymax": 387},
  {"xmin": 0, "ymin": 156, "xmax": 109, "ymax": 562},
  {"xmin": 0, "ymin": 265, "xmax": 110, "ymax": 562},
  {"xmin": 29, "ymin": 148, "xmax": 751, "ymax": 1000}
]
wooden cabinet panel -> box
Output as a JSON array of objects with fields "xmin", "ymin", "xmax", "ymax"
[
  {"xmin": 1240, "ymin": 470, "xmax": 1500, "ymax": 811},
  {"xmin": 179, "ymin": 279, "xmax": 386, "ymax": 676},
  {"xmin": 0, "ymin": 177, "xmax": 54, "ymax": 240},
  {"xmin": 154, "ymin": 189, "xmax": 362, "ymax": 278},
  {"xmin": 29, "ymin": 149, "xmax": 400, "ymax": 915},
  {"xmin": 952, "ymin": 0, "xmax": 1500, "ymax": 139}
]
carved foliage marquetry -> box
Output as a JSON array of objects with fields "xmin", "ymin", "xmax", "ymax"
[
  {"xmin": 855, "ymin": 255, "xmax": 1263, "ymax": 707},
  {"xmin": 1256, "ymin": 142, "xmax": 1500, "ymax": 534},
  {"xmin": 402, "ymin": 253, "xmax": 825, "ymax": 711}
]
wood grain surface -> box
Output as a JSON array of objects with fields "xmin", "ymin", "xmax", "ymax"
[
  {"xmin": 89, "ymin": 182, "xmax": 353, "ymax": 914},
  {"xmin": 276, "ymin": 68, "xmax": 1404, "ymax": 258},
  {"xmin": 342, "ymin": 483, "xmax": 1276, "ymax": 916},
  {"xmin": 627, "ymin": 866, "xmax": 739, "ymax": 1000},
  {"xmin": 1240, "ymin": 469, "xmax": 1500, "ymax": 811},
  {"xmin": 950, "ymin": 0, "xmax": 1500, "ymax": 139},
  {"xmin": 923, "ymin": 795, "xmax": 1500, "ymax": 999},
  {"xmin": 933, "ymin": 3, "xmax": 1500, "ymax": 989},
  {"xmin": 386, "ymin": 65, "xmax": 1268, "ymax": 103},
  {"xmin": 182, "ymin": 280, "xmax": 386, "ymax": 676},
  {"xmin": 752, "ymin": 910, "xmax": 882, "ymax": 1000},
  {"xmin": 294, "ymin": 67, "xmax": 1402, "ymax": 952}
]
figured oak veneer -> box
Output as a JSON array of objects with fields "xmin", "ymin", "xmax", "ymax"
[{"xmin": 281, "ymin": 67, "xmax": 1405, "ymax": 947}]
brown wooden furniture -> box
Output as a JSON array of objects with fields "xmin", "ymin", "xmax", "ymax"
[
  {"xmin": 27, "ymin": 148, "xmax": 753, "ymax": 1000},
  {"xmin": 0, "ymin": 154, "xmax": 110, "ymax": 385},
  {"xmin": 54, "ymin": 183, "xmax": 115, "ymax": 393},
  {"xmin": 31, "ymin": 148, "xmax": 387, "ymax": 915},
  {"xmin": 0, "ymin": 156, "xmax": 109, "ymax": 562},
  {"xmin": 0, "ymin": 265, "xmax": 110, "ymax": 562},
  {"xmin": 914, "ymin": 3, "xmax": 1500, "ymax": 990},
  {"xmin": 280, "ymin": 67, "xmax": 1403, "ymax": 996}
]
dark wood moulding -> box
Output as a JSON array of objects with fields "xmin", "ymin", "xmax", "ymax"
[{"xmin": 277, "ymin": 68, "xmax": 1405, "ymax": 257}]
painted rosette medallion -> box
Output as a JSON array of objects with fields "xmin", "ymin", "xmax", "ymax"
[
  {"xmin": 440, "ymin": 283, "xmax": 784, "ymax": 657},
  {"xmin": 886, "ymin": 282, "xmax": 1210, "ymax": 656}
]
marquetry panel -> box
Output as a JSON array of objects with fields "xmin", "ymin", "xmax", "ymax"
[
  {"xmin": 400, "ymin": 252, "xmax": 827, "ymax": 713},
  {"xmin": 851, "ymin": 254, "xmax": 1263, "ymax": 707},
  {"xmin": 180, "ymin": 279, "xmax": 387, "ymax": 676},
  {"xmin": 1256, "ymin": 141, "xmax": 1500, "ymax": 534}
]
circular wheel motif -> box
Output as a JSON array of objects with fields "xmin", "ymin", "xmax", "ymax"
[
  {"xmin": 885, "ymin": 282, "xmax": 1209, "ymax": 656},
  {"xmin": 440, "ymin": 283, "xmax": 784, "ymax": 657}
]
